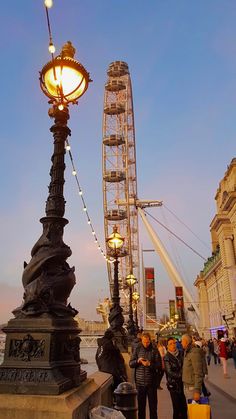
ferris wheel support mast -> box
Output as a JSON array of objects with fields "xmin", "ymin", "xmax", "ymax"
[{"xmin": 138, "ymin": 207, "xmax": 200, "ymax": 319}]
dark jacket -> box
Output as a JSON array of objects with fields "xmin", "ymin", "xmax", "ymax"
[
  {"xmin": 207, "ymin": 340, "xmax": 214, "ymax": 354},
  {"xmin": 164, "ymin": 350, "xmax": 184, "ymax": 393},
  {"xmin": 129, "ymin": 342, "xmax": 162, "ymax": 387},
  {"xmin": 232, "ymin": 344, "xmax": 236, "ymax": 360},
  {"xmin": 96, "ymin": 335, "xmax": 127, "ymax": 384}
]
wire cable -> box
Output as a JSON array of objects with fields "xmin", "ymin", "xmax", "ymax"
[
  {"xmin": 144, "ymin": 209, "xmax": 207, "ymax": 261},
  {"xmin": 163, "ymin": 204, "xmax": 211, "ymax": 251}
]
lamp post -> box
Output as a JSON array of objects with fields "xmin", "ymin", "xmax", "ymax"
[
  {"xmin": 106, "ymin": 226, "xmax": 128, "ymax": 351},
  {"xmin": 126, "ymin": 273, "xmax": 137, "ymax": 339},
  {"xmin": 132, "ymin": 291, "xmax": 140, "ymax": 332},
  {"xmin": 0, "ymin": 42, "xmax": 91, "ymax": 395}
]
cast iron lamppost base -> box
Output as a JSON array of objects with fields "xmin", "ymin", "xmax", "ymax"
[
  {"xmin": 107, "ymin": 226, "xmax": 128, "ymax": 352},
  {"xmin": 0, "ymin": 42, "xmax": 91, "ymax": 395}
]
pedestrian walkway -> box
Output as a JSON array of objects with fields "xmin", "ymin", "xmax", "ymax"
[
  {"xmin": 207, "ymin": 358, "xmax": 236, "ymax": 401},
  {"xmin": 157, "ymin": 385, "xmax": 172, "ymax": 419},
  {"xmin": 145, "ymin": 361, "xmax": 236, "ymax": 418},
  {"xmin": 146, "ymin": 378, "xmax": 173, "ymax": 419}
]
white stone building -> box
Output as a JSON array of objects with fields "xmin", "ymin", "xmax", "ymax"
[{"xmin": 195, "ymin": 159, "xmax": 236, "ymax": 338}]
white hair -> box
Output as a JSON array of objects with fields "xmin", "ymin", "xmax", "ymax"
[{"xmin": 182, "ymin": 334, "xmax": 192, "ymax": 344}]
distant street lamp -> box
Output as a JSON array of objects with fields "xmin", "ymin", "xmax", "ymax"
[
  {"xmin": 106, "ymin": 226, "xmax": 128, "ymax": 351},
  {"xmin": 132, "ymin": 290, "xmax": 140, "ymax": 332},
  {"xmin": 126, "ymin": 273, "xmax": 137, "ymax": 338},
  {"xmin": 0, "ymin": 42, "xmax": 91, "ymax": 395}
]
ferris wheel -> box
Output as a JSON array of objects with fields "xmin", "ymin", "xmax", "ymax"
[{"xmin": 102, "ymin": 61, "xmax": 140, "ymax": 302}]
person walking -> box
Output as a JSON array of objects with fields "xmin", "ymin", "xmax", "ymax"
[
  {"xmin": 129, "ymin": 332, "xmax": 162, "ymax": 419},
  {"xmin": 164, "ymin": 337, "xmax": 187, "ymax": 419},
  {"xmin": 207, "ymin": 339, "xmax": 214, "ymax": 366},
  {"xmin": 181, "ymin": 334, "xmax": 204, "ymax": 402},
  {"xmin": 213, "ymin": 337, "xmax": 221, "ymax": 364},
  {"xmin": 219, "ymin": 337, "xmax": 230, "ymax": 378}
]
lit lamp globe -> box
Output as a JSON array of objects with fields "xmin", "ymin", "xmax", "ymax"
[
  {"xmin": 132, "ymin": 291, "xmax": 140, "ymax": 302},
  {"xmin": 40, "ymin": 41, "xmax": 91, "ymax": 106},
  {"xmin": 106, "ymin": 225, "xmax": 124, "ymax": 252},
  {"xmin": 126, "ymin": 273, "xmax": 137, "ymax": 287}
]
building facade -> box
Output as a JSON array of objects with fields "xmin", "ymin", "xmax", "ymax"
[{"xmin": 195, "ymin": 159, "xmax": 236, "ymax": 338}]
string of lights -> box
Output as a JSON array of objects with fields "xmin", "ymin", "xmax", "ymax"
[
  {"xmin": 44, "ymin": 1, "xmax": 56, "ymax": 55},
  {"xmin": 43, "ymin": 0, "xmax": 113, "ymax": 264},
  {"xmin": 65, "ymin": 140, "xmax": 114, "ymax": 264}
]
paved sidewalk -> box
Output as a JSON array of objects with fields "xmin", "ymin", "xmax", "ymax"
[
  {"xmin": 146, "ymin": 379, "xmax": 173, "ymax": 419},
  {"xmin": 157, "ymin": 385, "xmax": 173, "ymax": 419},
  {"xmin": 207, "ymin": 358, "xmax": 236, "ymax": 401},
  {"xmin": 146, "ymin": 361, "xmax": 236, "ymax": 418}
]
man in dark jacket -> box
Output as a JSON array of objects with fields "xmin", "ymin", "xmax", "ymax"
[
  {"xmin": 95, "ymin": 329, "xmax": 127, "ymax": 389},
  {"xmin": 164, "ymin": 337, "xmax": 187, "ymax": 419},
  {"xmin": 129, "ymin": 332, "xmax": 162, "ymax": 419}
]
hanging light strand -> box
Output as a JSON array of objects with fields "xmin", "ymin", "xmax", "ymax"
[
  {"xmin": 44, "ymin": 1, "xmax": 57, "ymax": 78},
  {"xmin": 43, "ymin": 1, "xmax": 110, "ymax": 263},
  {"xmin": 65, "ymin": 140, "xmax": 114, "ymax": 264}
]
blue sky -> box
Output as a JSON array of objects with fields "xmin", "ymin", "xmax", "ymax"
[{"xmin": 1, "ymin": 0, "xmax": 236, "ymax": 324}]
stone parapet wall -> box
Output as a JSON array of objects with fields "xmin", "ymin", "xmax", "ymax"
[{"xmin": 0, "ymin": 372, "xmax": 113, "ymax": 419}]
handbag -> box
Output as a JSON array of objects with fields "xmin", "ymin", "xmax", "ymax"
[{"xmin": 187, "ymin": 397, "xmax": 211, "ymax": 419}]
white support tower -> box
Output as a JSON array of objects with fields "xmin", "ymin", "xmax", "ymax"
[{"xmin": 138, "ymin": 206, "xmax": 200, "ymax": 319}]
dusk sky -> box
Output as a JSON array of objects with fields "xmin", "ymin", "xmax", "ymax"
[{"xmin": 1, "ymin": 0, "xmax": 236, "ymax": 324}]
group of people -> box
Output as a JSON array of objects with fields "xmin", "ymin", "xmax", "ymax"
[
  {"xmin": 205, "ymin": 336, "xmax": 236, "ymax": 377},
  {"xmin": 95, "ymin": 330, "xmax": 236, "ymax": 419},
  {"xmin": 130, "ymin": 332, "xmax": 206, "ymax": 419}
]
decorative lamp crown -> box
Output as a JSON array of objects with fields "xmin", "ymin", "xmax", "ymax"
[
  {"xmin": 132, "ymin": 291, "xmax": 140, "ymax": 302},
  {"xmin": 40, "ymin": 41, "xmax": 91, "ymax": 105},
  {"xmin": 126, "ymin": 273, "xmax": 137, "ymax": 287},
  {"xmin": 106, "ymin": 225, "xmax": 124, "ymax": 250}
]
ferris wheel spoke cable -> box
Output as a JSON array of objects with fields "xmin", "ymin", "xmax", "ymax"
[
  {"xmin": 163, "ymin": 204, "xmax": 211, "ymax": 251},
  {"xmin": 144, "ymin": 210, "xmax": 207, "ymax": 261},
  {"xmin": 160, "ymin": 206, "xmax": 186, "ymax": 282}
]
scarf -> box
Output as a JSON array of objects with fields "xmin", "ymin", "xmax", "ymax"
[{"xmin": 168, "ymin": 349, "xmax": 179, "ymax": 357}]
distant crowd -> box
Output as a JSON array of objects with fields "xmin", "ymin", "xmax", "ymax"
[{"xmin": 96, "ymin": 330, "xmax": 236, "ymax": 419}]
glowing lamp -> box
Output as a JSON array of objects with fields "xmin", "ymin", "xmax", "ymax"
[
  {"xmin": 40, "ymin": 41, "xmax": 91, "ymax": 105},
  {"xmin": 126, "ymin": 273, "xmax": 137, "ymax": 287},
  {"xmin": 107, "ymin": 225, "xmax": 124, "ymax": 251},
  {"xmin": 132, "ymin": 291, "xmax": 140, "ymax": 302}
]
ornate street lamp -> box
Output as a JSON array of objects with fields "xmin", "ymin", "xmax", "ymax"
[
  {"xmin": 132, "ymin": 290, "xmax": 140, "ymax": 332},
  {"xmin": 40, "ymin": 41, "xmax": 90, "ymax": 107},
  {"xmin": 126, "ymin": 273, "xmax": 137, "ymax": 339},
  {"xmin": 0, "ymin": 42, "xmax": 91, "ymax": 395},
  {"xmin": 106, "ymin": 226, "xmax": 128, "ymax": 351}
]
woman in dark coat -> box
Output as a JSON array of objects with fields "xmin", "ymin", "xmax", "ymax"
[{"xmin": 164, "ymin": 337, "xmax": 187, "ymax": 419}]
